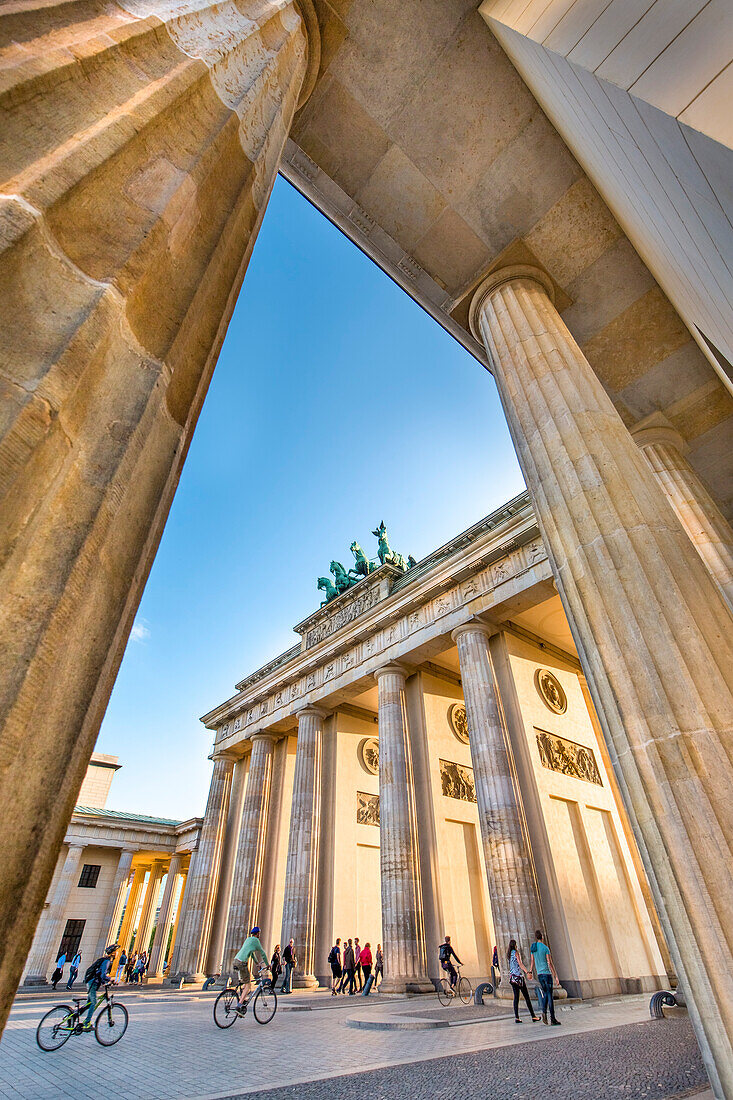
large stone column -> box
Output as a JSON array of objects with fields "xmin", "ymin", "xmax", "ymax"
[
  {"xmin": 451, "ymin": 623, "xmax": 543, "ymax": 958},
  {"xmin": 631, "ymin": 412, "xmax": 733, "ymax": 611},
  {"xmin": 148, "ymin": 853, "xmax": 184, "ymax": 979},
  {"xmin": 135, "ymin": 861, "xmax": 166, "ymax": 957},
  {"xmin": 172, "ymin": 753, "xmax": 235, "ymax": 980},
  {"xmin": 24, "ymin": 845, "xmax": 84, "ymax": 984},
  {"xmin": 222, "ymin": 735, "xmax": 278, "ymax": 974},
  {"xmin": 204, "ymin": 753, "xmax": 248, "ymax": 977},
  {"xmin": 95, "ymin": 849, "xmax": 135, "ymax": 957},
  {"xmin": 281, "ymin": 708, "xmax": 326, "ymax": 989},
  {"xmin": 375, "ymin": 665, "xmax": 433, "ymax": 994},
  {"xmin": 117, "ymin": 865, "xmax": 148, "ymax": 957},
  {"xmin": 0, "ymin": 0, "xmax": 319, "ymax": 1027},
  {"xmin": 470, "ymin": 266, "xmax": 733, "ymax": 1098}
]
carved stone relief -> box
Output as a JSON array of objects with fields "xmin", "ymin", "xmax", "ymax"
[
  {"xmin": 358, "ymin": 737, "xmax": 379, "ymax": 775},
  {"xmin": 439, "ymin": 759, "xmax": 476, "ymax": 802},
  {"xmin": 357, "ymin": 791, "xmax": 380, "ymax": 826},
  {"xmin": 535, "ymin": 668, "xmax": 567, "ymax": 714},
  {"xmin": 448, "ymin": 703, "xmax": 470, "ymax": 744},
  {"xmin": 535, "ymin": 728, "xmax": 602, "ymax": 785}
]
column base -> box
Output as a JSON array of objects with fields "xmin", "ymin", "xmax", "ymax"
[
  {"xmin": 379, "ymin": 977, "xmax": 435, "ymax": 995},
  {"xmin": 292, "ymin": 974, "xmax": 319, "ymax": 990},
  {"xmin": 23, "ymin": 976, "xmax": 49, "ymax": 987}
]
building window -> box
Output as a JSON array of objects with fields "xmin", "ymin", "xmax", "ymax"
[
  {"xmin": 58, "ymin": 919, "xmax": 85, "ymax": 960},
  {"xmin": 78, "ymin": 864, "xmax": 101, "ymax": 889}
]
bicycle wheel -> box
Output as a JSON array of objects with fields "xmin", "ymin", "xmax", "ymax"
[
  {"xmin": 36, "ymin": 1005, "xmax": 75, "ymax": 1051},
  {"xmin": 95, "ymin": 1002, "xmax": 128, "ymax": 1046},
  {"xmin": 458, "ymin": 976, "xmax": 472, "ymax": 1004},
  {"xmin": 437, "ymin": 979, "xmax": 453, "ymax": 1006},
  {"xmin": 252, "ymin": 983, "xmax": 277, "ymax": 1024},
  {"xmin": 213, "ymin": 987, "xmax": 240, "ymax": 1028}
]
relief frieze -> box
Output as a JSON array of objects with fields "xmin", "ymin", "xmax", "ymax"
[
  {"xmin": 357, "ymin": 791, "xmax": 380, "ymax": 826},
  {"xmin": 535, "ymin": 728, "xmax": 602, "ymax": 786},
  {"xmin": 439, "ymin": 759, "xmax": 477, "ymax": 802},
  {"xmin": 304, "ymin": 584, "xmax": 382, "ymax": 648}
]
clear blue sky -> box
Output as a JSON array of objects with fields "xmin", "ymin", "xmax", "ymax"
[{"xmin": 96, "ymin": 177, "xmax": 524, "ymax": 819}]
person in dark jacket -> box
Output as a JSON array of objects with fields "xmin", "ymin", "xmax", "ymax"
[
  {"xmin": 270, "ymin": 944, "xmax": 282, "ymax": 988},
  {"xmin": 438, "ymin": 935, "xmax": 461, "ymax": 990},
  {"xmin": 341, "ymin": 939, "xmax": 356, "ymax": 995},
  {"xmin": 328, "ymin": 939, "xmax": 342, "ymax": 995},
  {"xmin": 281, "ymin": 939, "xmax": 296, "ymax": 994}
]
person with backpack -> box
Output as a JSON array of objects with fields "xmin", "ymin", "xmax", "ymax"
[
  {"xmin": 438, "ymin": 935, "xmax": 462, "ymax": 993},
  {"xmin": 51, "ymin": 954, "xmax": 66, "ymax": 990},
  {"xmin": 530, "ymin": 929, "xmax": 561, "ymax": 1026},
  {"xmin": 82, "ymin": 945, "xmax": 117, "ymax": 1030},
  {"xmin": 328, "ymin": 939, "xmax": 342, "ymax": 996},
  {"xmin": 66, "ymin": 951, "xmax": 82, "ymax": 990}
]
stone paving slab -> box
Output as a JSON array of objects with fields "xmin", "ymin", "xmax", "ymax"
[
  {"xmin": 0, "ymin": 991, "xmax": 707, "ymax": 1100},
  {"xmin": 216, "ymin": 1018, "xmax": 707, "ymax": 1100}
]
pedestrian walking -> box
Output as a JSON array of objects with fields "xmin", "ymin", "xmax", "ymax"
[
  {"xmin": 354, "ymin": 937, "xmax": 363, "ymax": 991},
  {"xmin": 270, "ymin": 944, "xmax": 282, "ymax": 989},
  {"xmin": 530, "ymin": 930, "xmax": 561, "ymax": 1026},
  {"xmin": 328, "ymin": 939, "xmax": 342, "ymax": 996},
  {"xmin": 341, "ymin": 938, "xmax": 356, "ymax": 994},
  {"xmin": 507, "ymin": 938, "xmax": 540, "ymax": 1023},
  {"xmin": 125, "ymin": 953, "xmax": 136, "ymax": 983},
  {"xmin": 281, "ymin": 939, "xmax": 296, "ymax": 994},
  {"xmin": 66, "ymin": 951, "xmax": 82, "ymax": 990},
  {"xmin": 115, "ymin": 950, "xmax": 127, "ymax": 983},
  {"xmin": 360, "ymin": 943, "xmax": 373, "ymax": 994},
  {"xmin": 50, "ymin": 954, "xmax": 65, "ymax": 990},
  {"xmin": 374, "ymin": 944, "xmax": 383, "ymax": 988}
]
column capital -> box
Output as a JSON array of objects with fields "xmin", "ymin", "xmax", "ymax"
[
  {"xmin": 210, "ymin": 747, "xmax": 240, "ymax": 762},
  {"xmin": 468, "ymin": 264, "xmax": 555, "ymax": 340},
  {"xmin": 374, "ymin": 662, "xmax": 409, "ymax": 682},
  {"xmin": 630, "ymin": 411, "xmax": 687, "ymax": 454},
  {"xmin": 294, "ymin": 0, "xmax": 321, "ymax": 109},
  {"xmin": 248, "ymin": 730, "xmax": 280, "ymax": 744},
  {"xmin": 295, "ymin": 705, "xmax": 329, "ymax": 721},
  {"xmin": 451, "ymin": 620, "xmax": 496, "ymax": 644}
]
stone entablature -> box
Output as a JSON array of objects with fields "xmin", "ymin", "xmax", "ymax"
[
  {"xmin": 203, "ymin": 494, "xmax": 551, "ymax": 750},
  {"xmin": 67, "ymin": 809, "xmax": 202, "ymax": 855}
]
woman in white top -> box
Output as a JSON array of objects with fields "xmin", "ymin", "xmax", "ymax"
[{"xmin": 507, "ymin": 939, "xmax": 540, "ymax": 1023}]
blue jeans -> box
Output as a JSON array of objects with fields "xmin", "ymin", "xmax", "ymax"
[
  {"xmin": 85, "ymin": 981, "xmax": 99, "ymax": 1024},
  {"xmin": 537, "ymin": 973, "xmax": 555, "ymax": 1019},
  {"xmin": 281, "ymin": 962, "xmax": 293, "ymax": 993}
]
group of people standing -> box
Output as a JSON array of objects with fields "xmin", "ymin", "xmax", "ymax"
[
  {"xmin": 327, "ymin": 938, "xmax": 382, "ymax": 995},
  {"xmin": 114, "ymin": 948, "xmax": 150, "ymax": 984},
  {"xmin": 50, "ymin": 951, "xmax": 82, "ymax": 990},
  {"xmin": 505, "ymin": 930, "xmax": 561, "ymax": 1026}
]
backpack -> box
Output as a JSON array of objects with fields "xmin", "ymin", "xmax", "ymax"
[
  {"xmin": 439, "ymin": 943, "xmax": 450, "ymax": 962},
  {"xmin": 84, "ymin": 956, "xmax": 106, "ymax": 983},
  {"xmin": 328, "ymin": 947, "xmax": 338, "ymax": 965}
]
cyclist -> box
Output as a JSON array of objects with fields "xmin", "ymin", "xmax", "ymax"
[
  {"xmin": 233, "ymin": 926, "xmax": 269, "ymax": 1014},
  {"xmin": 438, "ymin": 935, "xmax": 462, "ymax": 993},
  {"xmin": 82, "ymin": 944, "xmax": 118, "ymax": 1030}
]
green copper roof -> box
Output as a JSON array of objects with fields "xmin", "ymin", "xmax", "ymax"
[{"xmin": 74, "ymin": 806, "xmax": 181, "ymax": 826}]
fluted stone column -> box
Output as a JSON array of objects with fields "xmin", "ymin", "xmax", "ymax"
[
  {"xmin": 221, "ymin": 735, "xmax": 278, "ymax": 973},
  {"xmin": 0, "ymin": 0, "xmax": 319, "ymax": 1027},
  {"xmin": 205, "ymin": 751, "xmax": 250, "ymax": 975},
  {"xmin": 135, "ymin": 861, "xmax": 165, "ymax": 957},
  {"xmin": 631, "ymin": 412, "xmax": 733, "ymax": 611},
  {"xmin": 281, "ymin": 708, "xmax": 326, "ymax": 989},
  {"xmin": 117, "ymin": 865, "xmax": 148, "ymax": 957},
  {"xmin": 376, "ymin": 666, "xmax": 432, "ymax": 994},
  {"xmin": 172, "ymin": 754, "xmax": 235, "ymax": 980},
  {"xmin": 452, "ymin": 624, "xmax": 543, "ymax": 958},
  {"xmin": 470, "ymin": 265, "xmax": 733, "ymax": 1098},
  {"xmin": 148, "ymin": 854, "xmax": 183, "ymax": 978},
  {"xmin": 95, "ymin": 849, "xmax": 135, "ymax": 957},
  {"xmin": 24, "ymin": 845, "xmax": 84, "ymax": 984}
]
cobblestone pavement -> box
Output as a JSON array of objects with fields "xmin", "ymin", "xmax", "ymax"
[{"xmin": 0, "ymin": 990, "xmax": 708, "ymax": 1100}]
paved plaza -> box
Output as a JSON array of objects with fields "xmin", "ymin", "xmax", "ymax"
[{"xmin": 0, "ymin": 989, "xmax": 710, "ymax": 1100}]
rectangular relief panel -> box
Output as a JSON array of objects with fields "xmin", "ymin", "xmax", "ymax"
[
  {"xmin": 356, "ymin": 791, "xmax": 380, "ymax": 826},
  {"xmin": 535, "ymin": 727, "xmax": 602, "ymax": 785},
  {"xmin": 439, "ymin": 759, "xmax": 477, "ymax": 802}
]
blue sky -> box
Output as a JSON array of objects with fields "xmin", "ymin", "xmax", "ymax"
[{"xmin": 96, "ymin": 177, "xmax": 524, "ymax": 819}]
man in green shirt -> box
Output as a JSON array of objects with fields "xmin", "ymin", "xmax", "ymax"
[{"xmin": 234, "ymin": 926, "xmax": 269, "ymax": 1012}]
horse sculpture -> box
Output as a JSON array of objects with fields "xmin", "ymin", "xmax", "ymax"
[
  {"xmin": 350, "ymin": 541, "xmax": 376, "ymax": 578},
  {"xmin": 330, "ymin": 560, "xmax": 355, "ymax": 595},
  {"xmin": 317, "ymin": 576, "xmax": 339, "ymax": 605}
]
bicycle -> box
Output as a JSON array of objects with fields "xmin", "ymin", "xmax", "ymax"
[
  {"xmin": 36, "ymin": 984, "xmax": 128, "ymax": 1050},
  {"xmin": 213, "ymin": 964, "xmax": 277, "ymax": 1028},
  {"xmin": 437, "ymin": 966, "xmax": 472, "ymax": 1006}
]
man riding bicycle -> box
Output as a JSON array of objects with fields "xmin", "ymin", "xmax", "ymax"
[
  {"xmin": 234, "ymin": 927, "xmax": 269, "ymax": 1014},
  {"xmin": 82, "ymin": 944, "xmax": 118, "ymax": 1029},
  {"xmin": 438, "ymin": 935, "xmax": 462, "ymax": 991}
]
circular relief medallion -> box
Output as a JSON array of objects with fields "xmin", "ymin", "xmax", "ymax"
[
  {"xmin": 448, "ymin": 702, "xmax": 470, "ymax": 744},
  {"xmin": 535, "ymin": 669, "xmax": 567, "ymax": 715},
  {"xmin": 358, "ymin": 737, "xmax": 379, "ymax": 775}
]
